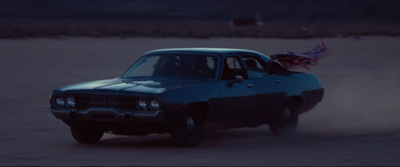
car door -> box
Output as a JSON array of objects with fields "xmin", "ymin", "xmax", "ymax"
[
  {"xmin": 242, "ymin": 55, "xmax": 286, "ymax": 125},
  {"xmin": 210, "ymin": 56, "xmax": 256, "ymax": 129}
]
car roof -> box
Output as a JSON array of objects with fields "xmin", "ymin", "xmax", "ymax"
[{"xmin": 144, "ymin": 48, "xmax": 267, "ymax": 57}]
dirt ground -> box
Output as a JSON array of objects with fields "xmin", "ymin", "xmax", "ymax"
[
  {"xmin": 1, "ymin": 19, "xmax": 400, "ymax": 39},
  {"xmin": 1, "ymin": 37, "xmax": 400, "ymax": 166}
]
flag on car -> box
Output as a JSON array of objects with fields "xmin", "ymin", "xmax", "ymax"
[{"xmin": 271, "ymin": 40, "xmax": 329, "ymax": 69}]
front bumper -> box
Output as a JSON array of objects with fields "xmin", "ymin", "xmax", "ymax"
[{"xmin": 50, "ymin": 107, "xmax": 165, "ymax": 123}]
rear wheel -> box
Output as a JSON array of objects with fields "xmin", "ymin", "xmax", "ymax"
[
  {"xmin": 70, "ymin": 125, "xmax": 104, "ymax": 143},
  {"xmin": 171, "ymin": 107, "xmax": 204, "ymax": 147},
  {"xmin": 269, "ymin": 101, "xmax": 299, "ymax": 136}
]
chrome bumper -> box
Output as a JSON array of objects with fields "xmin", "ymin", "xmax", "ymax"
[{"xmin": 50, "ymin": 107, "xmax": 165, "ymax": 123}]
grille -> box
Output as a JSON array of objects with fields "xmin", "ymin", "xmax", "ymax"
[{"xmin": 75, "ymin": 95, "xmax": 137, "ymax": 112}]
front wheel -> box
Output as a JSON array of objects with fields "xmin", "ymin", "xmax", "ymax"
[
  {"xmin": 269, "ymin": 101, "xmax": 299, "ymax": 136},
  {"xmin": 70, "ymin": 125, "xmax": 104, "ymax": 143},
  {"xmin": 170, "ymin": 107, "xmax": 204, "ymax": 147}
]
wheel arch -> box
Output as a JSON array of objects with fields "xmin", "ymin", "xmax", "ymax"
[
  {"xmin": 285, "ymin": 96, "xmax": 304, "ymax": 109},
  {"xmin": 186, "ymin": 102, "xmax": 210, "ymax": 122}
]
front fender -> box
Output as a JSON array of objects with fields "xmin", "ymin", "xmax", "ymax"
[{"xmin": 161, "ymin": 81, "xmax": 219, "ymax": 105}]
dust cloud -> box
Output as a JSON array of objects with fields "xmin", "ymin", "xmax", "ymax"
[{"xmin": 1, "ymin": 37, "xmax": 400, "ymax": 165}]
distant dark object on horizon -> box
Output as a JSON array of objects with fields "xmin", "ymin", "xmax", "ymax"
[
  {"xmin": 229, "ymin": 13, "xmax": 264, "ymax": 27},
  {"xmin": 229, "ymin": 18, "xmax": 264, "ymax": 27}
]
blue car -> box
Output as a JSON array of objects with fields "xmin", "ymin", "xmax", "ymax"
[{"xmin": 50, "ymin": 48, "xmax": 324, "ymax": 147}]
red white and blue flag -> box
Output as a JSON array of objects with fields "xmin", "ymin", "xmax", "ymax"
[{"xmin": 271, "ymin": 40, "xmax": 329, "ymax": 69}]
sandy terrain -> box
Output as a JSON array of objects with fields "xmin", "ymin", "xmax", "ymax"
[
  {"xmin": 1, "ymin": 37, "xmax": 400, "ymax": 165},
  {"xmin": 1, "ymin": 19, "xmax": 400, "ymax": 39}
]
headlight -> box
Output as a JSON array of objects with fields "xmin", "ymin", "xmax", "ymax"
[
  {"xmin": 66, "ymin": 97, "xmax": 75, "ymax": 107},
  {"xmin": 149, "ymin": 100, "xmax": 160, "ymax": 110},
  {"xmin": 137, "ymin": 99, "xmax": 147, "ymax": 110},
  {"xmin": 56, "ymin": 97, "xmax": 65, "ymax": 106}
]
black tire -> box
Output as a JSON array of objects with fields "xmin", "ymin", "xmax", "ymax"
[
  {"xmin": 70, "ymin": 125, "xmax": 104, "ymax": 143},
  {"xmin": 269, "ymin": 101, "xmax": 299, "ymax": 136},
  {"xmin": 170, "ymin": 107, "xmax": 204, "ymax": 147}
]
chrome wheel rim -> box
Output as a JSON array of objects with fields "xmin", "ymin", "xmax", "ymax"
[
  {"xmin": 283, "ymin": 107, "xmax": 291, "ymax": 122},
  {"xmin": 186, "ymin": 116, "xmax": 195, "ymax": 133}
]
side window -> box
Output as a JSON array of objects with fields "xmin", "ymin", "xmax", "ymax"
[
  {"xmin": 206, "ymin": 56, "xmax": 217, "ymax": 71},
  {"xmin": 243, "ymin": 55, "xmax": 267, "ymax": 78},
  {"xmin": 221, "ymin": 56, "xmax": 247, "ymax": 80}
]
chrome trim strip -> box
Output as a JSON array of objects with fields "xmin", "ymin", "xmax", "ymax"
[{"xmin": 50, "ymin": 107, "xmax": 163, "ymax": 118}]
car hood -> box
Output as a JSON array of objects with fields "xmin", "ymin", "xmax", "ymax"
[{"xmin": 54, "ymin": 78, "xmax": 202, "ymax": 95}]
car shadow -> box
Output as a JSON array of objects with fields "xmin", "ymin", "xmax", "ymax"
[
  {"xmin": 70, "ymin": 127, "xmax": 400, "ymax": 149},
  {"xmin": 94, "ymin": 134, "xmax": 176, "ymax": 149},
  {"xmin": 71, "ymin": 126, "xmax": 276, "ymax": 149}
]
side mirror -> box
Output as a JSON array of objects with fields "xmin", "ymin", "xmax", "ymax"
[
  {"xmin": 235, "ymin": 75, "xmax": 244, "ymax": 83},
  {"xmin": 227, "ymin": 75, "xmax": 244, "ymax": 88}
]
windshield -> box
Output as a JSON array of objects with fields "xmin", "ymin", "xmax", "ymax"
[{"xmin": 123, "ymin": 54, "xmax": 218, "ymax": 80}]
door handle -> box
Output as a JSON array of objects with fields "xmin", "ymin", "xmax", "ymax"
[
  {"xmin": 247, "ymin": 84, "xmax": 254, "ymax": 88},
  {"xmin": 274, "ymin": 80, "xmax": 281, "ymax": 83}
]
